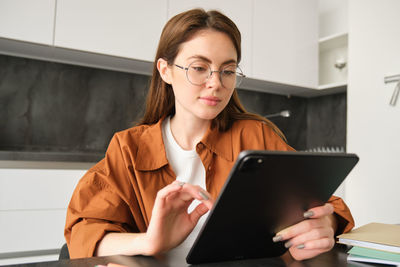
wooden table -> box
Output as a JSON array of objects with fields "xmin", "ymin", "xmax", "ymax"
[{"xmin": 6, "ymin": 245, "xmax": 382, "ymax": 267}]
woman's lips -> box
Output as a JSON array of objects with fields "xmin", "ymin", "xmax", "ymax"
[{"xmin": 199, "ymin": 96, "xmax": 221, "ymax": 106}]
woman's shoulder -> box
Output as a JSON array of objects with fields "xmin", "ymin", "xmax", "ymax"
[
  {"xmin": 231, "ymin": 119, "xmax": 275, "ymax": 135},
  {"xmin": 114, "ymin": 124, "xmax": 151, "ymax": 141},
  {"xmin": 230, "ymin": 119, "xmax": 293, "ymax": 151},
  {"xmin": 109, "ymin": 123, "xmax": 161, "ymax": 153}
]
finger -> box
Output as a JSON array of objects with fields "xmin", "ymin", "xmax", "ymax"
[
  {"xmin": 294, "ymin": 237, "xmax": 335, "ymax": 251},
  {"xmin": 173, "ymin": 180, "xmax": 186, "ymax": 187},
  {"xmin": 189, "ymin": 203, "xmax": 210, "ymax": 224},
  {"xmin": 284, "ymin": 227, "xmax": 334, "ymax": 249},
  {"xmin": 180, "ymin": 184, "xmax": 214, "ymax": 209},
  {"xmin": 304, "ymin": 203, "xmax": 334, "ymax": 219},
  {"xmin": 154, "ymin": 183, "xmax": 183, "ymax": 205},
  {"xmin": 274, "ymin": 218, "xmax": 325, "ymax": 241}
]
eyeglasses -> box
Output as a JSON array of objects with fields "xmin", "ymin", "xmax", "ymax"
[{"xmin": 174, "ymin": 60, "xmax": 245, "ymax": 89}]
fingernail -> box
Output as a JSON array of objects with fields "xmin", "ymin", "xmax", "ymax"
[
  {"xmin": 297, "ymin": 244, "xmax": 305, "ymax": 249},
  {"xmin": 272, "ymin": 235, "xmax": 283, "ymax": 242},
  {"xmin": 303, "ymin": 211, "xmax": 314, "ymax": 218},
  {"xmin": 284, "ymin": 241, "xmax": 292, "ymax": 248},
  {"xmin": 198, "ymin": 191, "xmax": 209, "ymax": 200},
  {"xmin": 177, "ymin": 181, "xmax": 185, "ymax": 186}
]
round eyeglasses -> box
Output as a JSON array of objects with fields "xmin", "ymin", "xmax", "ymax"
[{"xmin": 174, "ymin": 60, "xmax": 245, "ymax": 89}]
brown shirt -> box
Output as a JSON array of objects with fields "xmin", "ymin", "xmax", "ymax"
[{"xmin": 65, "ymin": 119, "xmax": 354, "ymax": 258}]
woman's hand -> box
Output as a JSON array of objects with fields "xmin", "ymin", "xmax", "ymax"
[
  {"xmin": 143, "ymin": 181, "xmax": 213, "ymax": 255},
  {"xmin": 273, "ymin": 203, "xmax": 337, "ymax": 261}
]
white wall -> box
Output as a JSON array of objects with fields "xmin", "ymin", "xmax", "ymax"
[{"xmin": 346, "ymin": 0, "xmax": 400, "ymax": 227}]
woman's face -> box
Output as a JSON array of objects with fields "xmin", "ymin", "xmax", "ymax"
[{"xmin": 162, "ymin": 29, "xmax": 238, "ymax": 122}]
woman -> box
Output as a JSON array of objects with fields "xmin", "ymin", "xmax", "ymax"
[{"xmin": 65, "ymin": 8, "xmax": 354, "ymax": 261}]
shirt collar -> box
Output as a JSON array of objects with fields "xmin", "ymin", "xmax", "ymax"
[
  {"xmin": 200, "ymin": 124, "xmax": 234, "ymax": 162},
  {"xmin": 135, "ymin": 119, "xmax": 169, "ymax": 171},
  {"xmin": 135, "ymin": 118, "xmax": 234, "ymax": 171}
]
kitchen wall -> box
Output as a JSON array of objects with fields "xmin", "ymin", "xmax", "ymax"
[{"xmin": 0, "ymin": 54, "xmax": 346, "ymax": 158}]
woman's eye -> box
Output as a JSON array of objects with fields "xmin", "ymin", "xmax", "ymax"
[
  {"xmin": 222, "ymin": 70, "xmax": 235, "ymax": 76},
  {"xmin": 191, "ymin": 66, "xmax": 207, "ymax": 72}
]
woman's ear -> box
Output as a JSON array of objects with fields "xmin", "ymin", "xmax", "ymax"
[{"xmin": 157, "ymin": 58, "xmax": 172, "ymax": 84}]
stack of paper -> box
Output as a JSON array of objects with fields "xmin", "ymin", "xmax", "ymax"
[{"xmin": 337, "ymin": 222, "xmax": 400, "ymax": 266}]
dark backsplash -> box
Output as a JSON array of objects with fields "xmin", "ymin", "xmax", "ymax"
[{"xmin": 0, "ymin": 54, "xmax": 346, "ymax": 161}]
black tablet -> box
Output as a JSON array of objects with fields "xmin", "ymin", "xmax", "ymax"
[{"xmin": 186, "ymin": 150, "xmax": 359, "ymax": 264}]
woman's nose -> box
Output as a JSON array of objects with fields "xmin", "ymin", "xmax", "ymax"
[{"xmin": 206, "ymin": 71, "xmax": 223, "ymax": 88}]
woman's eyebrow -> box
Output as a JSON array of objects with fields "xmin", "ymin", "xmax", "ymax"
[{"xmin": 187, "ymin": 55, "xmax": 237, "ymax": 65}]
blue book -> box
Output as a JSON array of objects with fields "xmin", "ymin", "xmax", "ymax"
[{"xmin": 348, "ymin": 246, "xmax": 400, "ymax": 262}]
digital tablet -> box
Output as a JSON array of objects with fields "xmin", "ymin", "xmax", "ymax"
[{"xmin": 186, "ymin": 150, "xmax": 359, "ymax": 264}]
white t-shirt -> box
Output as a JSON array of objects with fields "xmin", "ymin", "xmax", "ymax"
[{"xmin": 161, "ymin": 117, "xmax": 209, "ymax": 252}]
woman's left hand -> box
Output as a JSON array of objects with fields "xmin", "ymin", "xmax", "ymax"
[{"xmin": 273, "ymin": 203, "xmax": 337, "ymax": 261}]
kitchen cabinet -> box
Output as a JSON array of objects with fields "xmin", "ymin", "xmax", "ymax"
[
  {"xmin": 167, "ymin": 0, "xmax": 253, "ymax": 77},
  {"xmin": 54, "ymin": 0, "xmax": 167, "ymax": 62},
  {"xmin": 0, "ymin": 169, "xmax": 83, "ymax": 254},
  {"xmin": 0, "ymin": 0, "xmax": 55, "ymax": 45},
  {"xmin": 0, "ymin": 0, "xmax": 344, "ymax": 96},
  {"xmin": 169, "ymin": 0, "xmax": 319, "ymax": 89},
  {"xmin": 252, "ymin": 0, "xmax": 318, "ymax": 89}
]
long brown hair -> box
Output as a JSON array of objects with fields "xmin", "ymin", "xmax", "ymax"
[{"xmin": 139, "ymin": 8, "xmax": 286, "ymax": 142}]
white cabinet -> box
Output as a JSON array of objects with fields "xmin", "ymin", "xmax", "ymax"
[
  {"xmin": 252, "ymin": 0, "xmax": 318, "ymax": 89},
  {"xmin": 54, "ymin": 0, "xmax": 167, "ymax": 62},
  {"xmin": 0, "ymin": 0, "xmax": 336, "ymax": 96},
  {"xmin": 0, "ymin": 0, "xmax": 55, "ymax": 45},
  {"xmin": 167, "ymin": 0, "xmax": 253, "ymax": 77},
  {"xmin": 169, "ymin": 0, "xmax": 319, "ymax": 89},
  {"xmin": 0, "ymin": 169, "xmax": 84, "ymax": 253}
]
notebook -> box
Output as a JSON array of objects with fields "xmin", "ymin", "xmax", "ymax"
[{"xmin": 338, "ymin": 223, "xmax": 400, "ymax": 253}]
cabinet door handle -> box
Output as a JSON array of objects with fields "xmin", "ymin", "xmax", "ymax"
[
  {"xmin": 389, "ymin": 81, "xmax": 400, "ymax": 106},
  {"xmin": 384, "ymin": 74, "xmax": 400, "ymax": 106}
]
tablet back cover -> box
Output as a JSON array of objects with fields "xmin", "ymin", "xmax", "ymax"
[{"xmin": 186, "ymin": 150, "xmax": 359, "ymax": 264}]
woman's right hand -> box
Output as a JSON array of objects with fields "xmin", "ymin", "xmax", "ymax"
[{"xmin": 142, "ymin": 181, "xmax": 213, "ymax": 255}]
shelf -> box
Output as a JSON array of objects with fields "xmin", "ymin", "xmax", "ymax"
[
  {"xmin": 318, "ymin": 31, "xmax": 348, "ymax": 88},
  {"xmin": 318, "ymin": 82, "xmax": 347, "ymax": 90},
  {"xmin": 319, "ymin": 32, "xmax": 348, "ymax": 52}
]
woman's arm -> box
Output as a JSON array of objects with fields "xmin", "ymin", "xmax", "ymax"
[
  {"xmin": 95, "ymin": 232, "xmax": 149, "ymax": 256},
  {"xmin": 95, "ymin": 181, "xmax": 213, "ymax": 257}
]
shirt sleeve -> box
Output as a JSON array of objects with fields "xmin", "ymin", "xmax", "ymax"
[
  {"xmin": 261, "ymin": 121, "xmax": 295, "ymax": 151},
  {"xmin": 64, "ymin": 135, "xmax": 143, "ymax": 259},
  {"xmin": 328, "ymin": 195, "xmax": 355, "ymax": 234}
]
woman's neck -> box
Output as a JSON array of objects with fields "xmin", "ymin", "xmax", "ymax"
[{"xmin": 169, "ymin": 114, "xmax": 210, "ymax": 151}]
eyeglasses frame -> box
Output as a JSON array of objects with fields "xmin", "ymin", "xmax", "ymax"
[{"xmin": 173, "ymin": 61, "xmax": 246, "ymax": 89}]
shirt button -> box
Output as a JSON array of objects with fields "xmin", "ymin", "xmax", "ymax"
[
  {"xmin": 208, "ymin": 166, "xmax": 212, "ymax": 171},
  {"xmin": 197, "ymin": 143, "xmax": 203, "ymax": 149}
]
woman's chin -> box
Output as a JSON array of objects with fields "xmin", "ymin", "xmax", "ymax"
[{"xmin": 195, "ymin": 112, "xmax": 220, "ymax": 121}]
